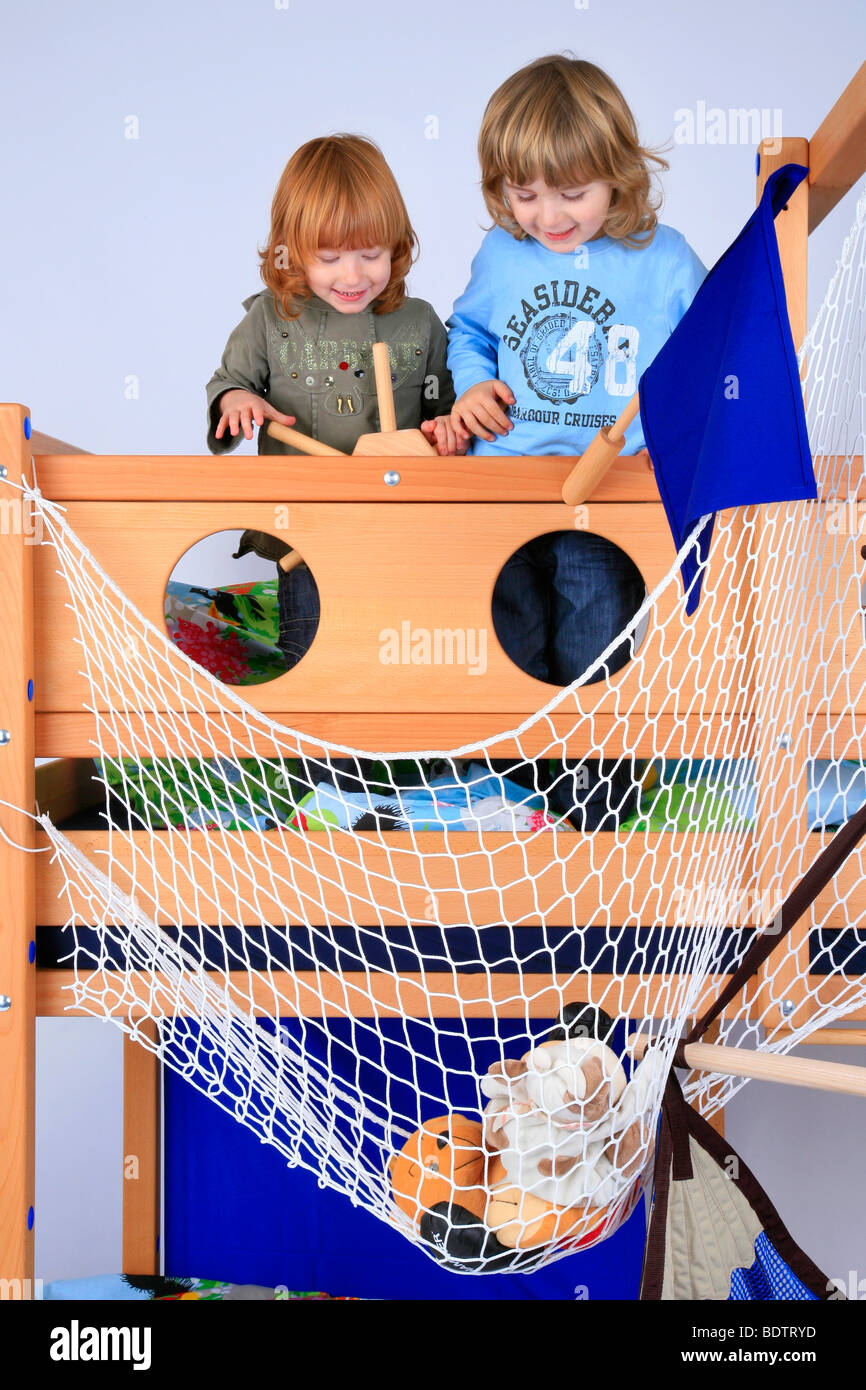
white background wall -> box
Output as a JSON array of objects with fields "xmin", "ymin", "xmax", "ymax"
[{"xmin": 2, "ymin": 0, "xmax": 864, "ymax": 1288}]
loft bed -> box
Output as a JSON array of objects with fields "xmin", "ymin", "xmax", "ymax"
[{"xmin": 1, "ymin": 70, "xmax": 866, "ymax": 1293}]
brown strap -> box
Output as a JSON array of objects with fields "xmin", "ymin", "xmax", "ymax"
[{"xmin": 687, "ymin": 797, "xmax": 866, "ymax": 1044}]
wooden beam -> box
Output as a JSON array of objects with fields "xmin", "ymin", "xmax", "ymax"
[
  {"xmin": 29, "ymin": 430, "xmax": 88, "ymax": 456},
  {"xmin": 33, "ymin": 711, "xmax": 756, "ymax": 759},
  {"xmin": 26, "ymin": 453, "xmax": 864, "ymax": 503},
  {"xmin": 36, "ymin": 968, "xmax": 744, "ymax": 1022},
  {"xmin": 122, "ymin": 1023, "xmax": 160, "ymax": 1276},
  {"xmin": 750, "ymin": 137, "xmax": 814, "ymax": 1033},
  {"xmin": 30, "ymin": 453, "xmax": 660, "ymax": 503},
  {"xmin": 804, "ymin": 1028, "xmax": 866, "ymax": 1048},
  {"xmin": 808, "ymin": 61, "xmax": 866, "ymax": 232},
  {"xmin": 0, "ymin": 403, "xmax": 36, "ymax": 1293}
]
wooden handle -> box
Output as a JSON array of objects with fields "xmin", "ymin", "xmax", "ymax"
[
  {"xmin": 629, "ymin": 1032, "xmax": 866, "ymax": 1098},
  {"xmin": 561, "ymin": 428, "xmax": 625, "ymax": 505},
  {"xmin": 607, "ymin": 390, "xmax": 641, "ymax": 444},
  {"xmin": 267, "ymin": 421, "xmax": 347, "ymax": 457},
  {"xmin": 278, "ymin": 549, "xmax": 305, "ymax": 575},
  {"xmin": 561, "ymin": 391, "xmax": 641, "ymax": 505},
  {"xmin": 372, "ymin": 342, "xmax": 397, "ymax": 434}
]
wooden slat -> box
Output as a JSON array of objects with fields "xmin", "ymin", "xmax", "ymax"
[
  {"xmin": 31, "ymin": 453, "xmax": 661, "ymax": 503},
  {"xmin": 807, "ymin": 1028, "xmax": 866, "ymax": 1047},
  {"xmin": 33, "ymin": 827, "xmax": 862, "ymax": 932},
  {"xmin": 28, "ymin": 453, "xmax": 865, "ymax": 503},
  {"xmin": 34, "ymin": 827, "xmax": 756, "ymax": 928},
  {"xmin": 34, "ymin": 709, "xmax": 866, "ymax": 759},
  {"xmin": 29, "ymin": 430, "xmax": 88, "ymax": 456},
  {"xmin": 808, "ymin": 61, "xmax": 866, "ymax": 232},
  {"xmin": 39, "ymin": 966, "xmax": 860, "ymax": 1024},
  {"xmin": 35, "ymin": 710, "xmax": 756, "ymax": 758},
  {"xmin": 0, "ymin": 403, "xmax": 36, "ymax": 1291},
  {"xmin": 36, "ymin": 967, "xmax": 742, "ymax": 1022},
  {"xmin": 122, "ymin": 1022, "xmax": 160, "ymax": 1275}
]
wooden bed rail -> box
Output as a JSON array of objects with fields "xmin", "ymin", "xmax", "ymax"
[{"xmin": 808, "ymin": 60, "xmax": 866, "ymax": 232}]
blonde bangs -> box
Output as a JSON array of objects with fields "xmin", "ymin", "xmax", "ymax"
[
  {"xmin": 490, "ymin": 97, "xmax": 597, "ymax": 194},
  {"xmin": 479, "ymin": 55, "xmax": 669, "ymax": 247}
]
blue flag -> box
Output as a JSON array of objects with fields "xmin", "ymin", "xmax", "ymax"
[{"xmin": 639, "ymin": 163, "xmax": 817, "ymax": 614}]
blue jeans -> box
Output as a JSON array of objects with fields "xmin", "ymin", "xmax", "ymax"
[
  {"xmin": 492, "ymin": 530, "xmax": 645, "ymax": 686},
  {"xmin": 491, "ymin": 532, "xmax": 645, "ymax": 829},
  {"xmin": 277, "ymin": 563, "xmax": 320, "ymax": 672}
]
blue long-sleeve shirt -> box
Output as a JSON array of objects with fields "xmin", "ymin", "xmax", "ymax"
[{"xmin": 447, "ymin": 224, "xmax": 706, "ymax": 456}]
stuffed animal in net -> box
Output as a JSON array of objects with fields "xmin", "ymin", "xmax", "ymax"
[
  {"xmin": 388, "ymin": 1004, "xmax": 667, "ymax": 1264},
  {"xmin": 479, "ymin": 1003, "xmax": 667, "ymax": 1249}
]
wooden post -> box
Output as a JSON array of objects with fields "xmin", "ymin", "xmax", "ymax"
[
  {"xmin": 746, "ymin": 137, "xmax": 813, "ymax": 1033},
  {"xmin": 0, "ymin": 403, "xmax": 36, "ymax": 1297},
  {"xmin": 122, "ymin": 1023, "xmax": 161, "ymax": 1275}
]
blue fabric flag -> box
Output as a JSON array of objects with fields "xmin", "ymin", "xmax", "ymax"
[{"xmin": 639, "ymin": 163, "xmax": 817, "ymax": 614}]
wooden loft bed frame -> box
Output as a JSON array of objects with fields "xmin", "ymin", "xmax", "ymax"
[{"xmin": 1, "ymin": 64, "xmax": 864, "ymax": 1291}]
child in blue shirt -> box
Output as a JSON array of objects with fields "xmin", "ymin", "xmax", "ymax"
[{"xmin": 447, "ymin": 54, "xmax": 706, "ymax": 829}]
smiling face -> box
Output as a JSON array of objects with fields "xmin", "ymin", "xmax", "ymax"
[
  {"xmin": 302, "ymin": 245, "xmax": 392, "ymax": 313},
  {"xmin": 503, "ymin": 177, "xmax": 613, "ymax": 253}
]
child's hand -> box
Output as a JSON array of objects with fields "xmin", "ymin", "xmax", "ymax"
[
  {"xmin": 215, "ymin": 389, "xmax": 296, "ymax": 442},
  {"xmin": 420, "ymin": 416, "xmax": 471, "ymax": 457},
  {"xmin": 452, "ymin": 379, "xmax": 515, "ymax": 444}
]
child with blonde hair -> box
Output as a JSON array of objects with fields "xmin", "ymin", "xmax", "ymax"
[{"xmin": 448, "ymin": 55, "xmax": 706, "ymax": 828}]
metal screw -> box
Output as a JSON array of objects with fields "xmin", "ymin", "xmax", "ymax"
[
  {"xmin": 0, "ymin": 730, "xmax": 10, "ymax": 745},
  {"xmin": 384, "ymin": 471, "xmax": 401, "ymax": 487},
  {"xmin": 0, "ymin": 996, "xmax": 11, "ymax": 1012},
  {"xmin": 0, "ymin": 465, "xmax": 7, "ymax": 479},
  {"xmin": 779, "ymin": 733, "xmax": 791, "ymax": 749},
  {"xmin": 780, "ymin": 999, "xmax": 794, "ymax": 1017}
]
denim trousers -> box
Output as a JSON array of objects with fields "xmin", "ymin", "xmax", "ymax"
[
  {"xmin": 277, "ymin": 563, "xmax": 320, "ymax": 673},
  {"xmin": 491, "ymin": 532, "xmax": 646, "ymax": 829}
]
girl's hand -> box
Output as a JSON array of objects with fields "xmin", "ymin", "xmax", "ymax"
[
  {"xmin": 215, "ymin": 389, "xmax": 296, "ymax": 442},
  {"xmin": 452, "ymin": 379, "xmax": 515, "ymax": 444},
  {"xmin": 420, "ymin": 415, "xmax": 470, "ymax": 457}
]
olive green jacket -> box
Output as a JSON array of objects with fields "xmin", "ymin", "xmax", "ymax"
[{"xmin": 206, "ymin": 290, "xmax": 456, "ymax": 457}]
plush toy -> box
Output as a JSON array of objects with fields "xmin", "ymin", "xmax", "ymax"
[
  {"xmin": 480, "ymin": 1003, "xmax": 666, "ymax": 1247},
  {"xmin": 389, "ymin": 1114, "xmax": 532, "ymax": 1270},
  {"xmin": 389, "ymin": 1005, "xmax": 667, "ymax": 1265}
]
